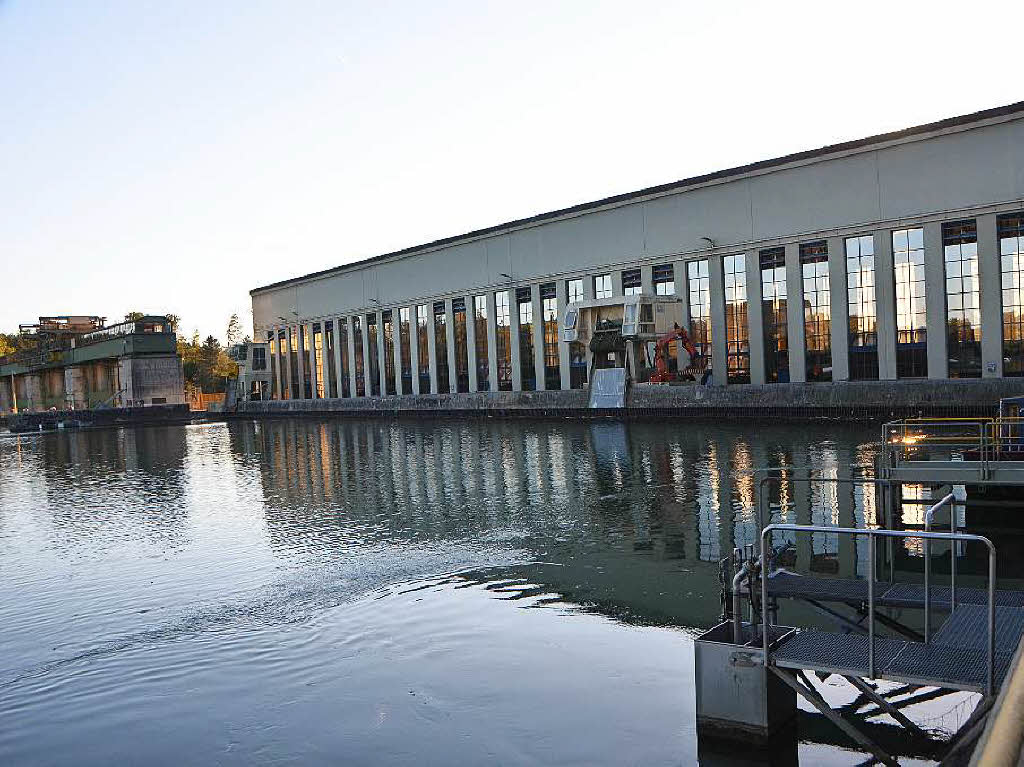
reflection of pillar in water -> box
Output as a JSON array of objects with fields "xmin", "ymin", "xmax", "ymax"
[
  {"xmin": 836, "ymin": 445, "xmax": 856, "ymax": 579},
  {"xmin": 794, "ymin": 443, "xmax": 813, "ymax": 574}
]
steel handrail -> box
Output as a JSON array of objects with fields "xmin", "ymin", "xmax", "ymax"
[{"xmin": 761, "ymin": 524, "xmax": 997, "ymax": 697}]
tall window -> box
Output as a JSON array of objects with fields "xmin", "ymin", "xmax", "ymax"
[
  {"xmin": 595, "ymin": 273, "xmax": 612, "ymax": 299},
  {"xmin": 495, "ymin": 291, "xmax": 513, "ymax": 390},
  {"xmin": 723, "ymin": 255, "xmax": 749, "ymax": 383},
  {"xmin": 366, "ymin": 314, "xmax": 381, "ymax": 396},
  {"xmin": 1000, "ymin": 213, "xmax": 1024, "ymax": 376},
  {"xmin": 473, "ymin": 296, "xmax": 489, "ymax": 391},
  {"xmin": 416, "ymin": 305, "xmax": 430, "ymax": 393},
  {"xmin": 352, "ymin": 316, "xmax": 366, "ymax": 396},
  {"xmin": 541, "ymin": 283, "xmax": 560, "ymax": 390},
  {"xmin": 433, "ymin": 302, "xmax": 450, "ymax": 394},
  {"xmin": 760, "ymin": 248, "xmax": 788, "ymax": 383},
  {"xmin": 944, "ymin": 220, "xmax": 981, "ymax": 378},
  {"xmin": 289, "ymin": 327, "xmax": 300, "ymax": 399},
  {"xmin": 567, "ymin": 278, "xmax": 584, "ymax": 303},
  {"xmin": 313, "ymin": 323, "xmax": 325, "ymax": 397},
  {"xmin": 688, "ymin": 259, "xmax": 711, "ymax": 368},
  {"xmin": 893, "ymin": 227, "xmax": 927, "ymax": 378},
  {"xmin": 517, "ymin": 288, "xmax": 536, "ymax": 391},
  {"xmin": 398, "ymin": 308, "xmax": 412, "ymax": 393},
  {"xmin": 323, "ymin": 322, "xmax": 336, "ymax": 397},
  {"xmin": 846, "ymin": 235, "xmax": 878, "ymax": 380},
  {"xmin": 336, "ymin": 318, "xmax": 350, "ymax": 397},
  {"xmin": 453, "ymin": 298, "xmax": 469, "ymax": 393},
  {"xmin": 267, "ymin": 331, "xmax": 279, "ymax": 399},
  {"xmin": 382, "ymin": 310, "xmax": 397, "ymax": 395},
  {"xmin": 300, "ymin": 326, "xmax": 311, "ymax": 398},
  {"xmin": 622, "ymin": 268, "xmax": 642, "ymax": 296},
  {"xmin": 567, "ymin": 279, "xmax": 586, "ymax": 388},
  {"xmin": 653, "ymin": 264, "xmax": 675, "ymax": 295},
  {"xmin": 801, "ymin": 241, "xmax": 832, "ymax": 382}
]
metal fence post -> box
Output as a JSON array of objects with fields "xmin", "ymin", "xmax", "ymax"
[{"xmin": 868, "ymin": 532, "xmax": 875, "ymax": 678}]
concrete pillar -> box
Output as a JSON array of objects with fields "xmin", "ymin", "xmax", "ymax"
[
  {"xmin": 427, "ymin": 308, "xmax": 439, "ymax": 394},
  {"xmin": 445, "ymin": 300, "xmax": 457, "ymax": 392},
  {"xmin": 410, "ymin": 310, "xmax": 422, "ymax": 395},
  {"xmin": 977, "ymin": 213, "xmax": 1003, "ymax": 377},
  {"xmin": 64, "ymin": 366, "xmax": 87, "ymax": 409},
  {"xmin": 331, "ymin": 319, "xmax": 344, "ymax": 397},
  {"xmin": 24, "ymin": 373, "xmax": 42, "ymax": 411},
  {"xmin": 118, "ymin": 359, "xmax": 135, "ymax": 406},
  {"xmin": 676, "ymin": 261, "xmax": 690, "ymax": 331},
  {"xmin": 0, "ymin": 376, "xmax": 13, "ymax": 414},
  {"xmin": 346, "ymin": 317, "xmax": 359, "ymax": 397},
  {"xmin": 557, "ymin": 280, "xmax": 571, "ymax": 390},
  {"xmin": 295, "ymin": 325, "xmax": 306, "ymax": 399},
  {"xmin": 611, "ymin": 270, "xmax": 623, "ymax": 297},
  {"xmin": 274, "ymin": 327, "xmax": 286, "ymax": 399},
  {"xmin": 709, "ymin": 255, "xmax": 728, "ymax": 386},
  {"xmin": 875, "ymin": 230, "xmax": 898, "ymax": 380},
  {"xmin": 785, "ymin": 243, "xmax": 806, "ymax": 383},
  {"xmin": 392, "ymin": 312, "xmax": 404, "ymax": 395},
  {"xmin": 924, "ymin": 222, "xmax": 948, "ymax": 379},
  {"xmin": 532, "ymin": 285, "xmax": 545, "ymax": 390},
  {"xmin": 306, "ymin": 322, "xmax": 318, "ymax": 398},
  {"xmin": 746, "ymin": 251, "xmax": 766, "ymax": 385},
  {"xmin": 377, "ymin": 310, "xmax": 387, "ymax": 395},
  {"xmin": 641, "ymin": 265, "xmax": 654, "ymax": 295},
  {"xmin": 486, "ymin": 293, "xmax": 499, "ymax": 390},
  {"xmin": 466, "ymin": 297, "xmax": 478, "ymax": 392},
  {"xmin": 509, "ymin": 290, "xmax": 523, "ymax": 392},
  {"xmin": 827, "ymin": 235, "xmax": 850, "ymax": 381},
  {"xmin": 361, "ymin": 316, "xmax": 374, "ymax": 397}
]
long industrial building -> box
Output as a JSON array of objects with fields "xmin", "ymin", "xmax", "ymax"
[{"xmin": 249, "ymin": 102, "xmax": 1024, "ymax": 407}]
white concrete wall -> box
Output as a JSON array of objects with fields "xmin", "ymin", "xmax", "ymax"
[{"xmin": 252, "ymin": 111, "xmax": 1024, "ymax": 393}]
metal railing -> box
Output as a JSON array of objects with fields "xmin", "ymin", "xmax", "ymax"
[
  {"xmin": 923, "ymin": 492, "xmax": 956, "ymax": 641},
  {"xmin": 882, "ymin": 417, "xmax": 1024, "ymax": 480},
  {"xmin": 761, "ymin": 524, "xmax": 997, "ymax": 697}
]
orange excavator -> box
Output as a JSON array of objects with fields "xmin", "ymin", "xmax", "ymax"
[{"xmin": 650, "ymin": 323, "xmax": 707, "ymax": 383}]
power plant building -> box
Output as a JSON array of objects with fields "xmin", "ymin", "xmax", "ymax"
[{"xmin": 249, "ymin": 103, "xmax": 1024, "ymax": 405}]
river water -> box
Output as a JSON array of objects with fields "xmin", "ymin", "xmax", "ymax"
[{"xmin": 0, "ymin": 418, "xmax": 958, "ymax": 765}]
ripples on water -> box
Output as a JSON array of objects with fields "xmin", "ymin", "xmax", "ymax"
[{"xmin": 0, "ymin": 418, "xmax": 945, "ymax": 765}]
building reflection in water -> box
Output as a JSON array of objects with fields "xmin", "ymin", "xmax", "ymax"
[{"xmin": 232, "ymin": 417, "xmax": 881, "ymax": 629}]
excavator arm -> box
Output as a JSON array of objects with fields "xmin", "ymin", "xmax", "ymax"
[{"xmin": 650, "ymin": 323, "xmax": 705, "ymax": 383}]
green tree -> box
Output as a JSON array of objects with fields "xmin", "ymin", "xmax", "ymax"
[
  {"xmin": 0, "ymin": 334, "xmax": 15, "ymax": 359},
  {"xmin": 125, "ymin": 311, "xmax": 145, "ymax": 322},
  {"xmin": 165, "ymin": 314, "xmax": 181, "ymax": 334}
]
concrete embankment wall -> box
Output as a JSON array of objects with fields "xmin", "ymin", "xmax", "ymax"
[{"xmin": 235, "ymin": 379, "xmax": 1024, "ymax": 421}]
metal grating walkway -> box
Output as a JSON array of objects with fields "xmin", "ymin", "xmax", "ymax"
[
  {"xmin": 768, "ymin": 571, "xmax": 1024, "ymax": 608},
  {"xmin": 772, "ymin": 605, "xmax": 1024, "ymax": 692}
]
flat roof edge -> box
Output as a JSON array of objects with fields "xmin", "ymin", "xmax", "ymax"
[{"xmin": 251, "ymin": 100, "xmax": 1024, "ymax": 296}]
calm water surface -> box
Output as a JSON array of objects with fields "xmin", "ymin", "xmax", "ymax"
[{"xmin": 0, "ymin": 418, "xmax": 951, "ymax": 765}]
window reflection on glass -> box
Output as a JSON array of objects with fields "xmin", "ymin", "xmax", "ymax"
[
  {"xmin": 398, "ymin": 308, "xmax": 412, "ymax": 394},
  {"xmin": 594, "ymin": 274, "xmax": 612, "ymax": 299},
  {"xmin": 416, "ymin": 305, "xmax": 430, "ymax": 394},
  {"xmin": 760, "ymin": 248, "xmax": 788, "ymax": 383},
  {"xmin": 352, "ymin": 316, "xmax": 366, "ymax": 396},
  {"xmin": 687, "ymin": 259, "xmax": 711, "ymax": 365},
  {"xmin": 893, "ymin": 227, "xmax": 927, "ymax": 378},
  {"xmin": 622, "ymin": 268, "xmax": 642, "ymax": 296},
  {"xmin": 999, "ymin": 213, "xmax": 1024, "ymax": 376},
  {"xmin": 541, "ymin": 283, "xmax": 560, "ymax": 390},
  {"xmin": 653, "ymin": 264, "xmax": 675, "ymax": 295},
  {"xmin": 433, "ymin": 302, "xmax": 450, "ymax": 394},
  {"xmin": 453, "ymin": 298, "xmax": 469, "ymax": 393},
  {"xmin": 336, "ymin": 319, "xmax": 350, "ymax": 397},
  {"xmin": 517, "ymin": 289, "xmax": 535, "ymax": 391},
  {"xmin": 943, "ymin": 220, "xmax": 981, "ymax": 378},
  {"xmin": 495, "ymin": 291, "xmax": 512, "ymax": 391},
  {"xmin": 473, "ymin": 296, "xmax": 489, "ymax": 391},
  {"xmin": 800, "ymin": 241, "xmax": 831, "ymax": 382},
  {"xmin": 382, "ymin": 310, "xmax": 396, "ymax": 395},
  {"xmin": 723, "ymin": 254, "xmax": 749, "ymax": 383},
  {"xmin": 566, "ymin": 279, "xmax": 586, "ymax": 388},
  {"xmin": 846, "ymin": 235, "xmax": 878, "ymax": 380},
  {"xmin": 567, "ymin": 278, "xmax": 584, "ymax": 304},
  {"xmin": 366, "ymin": 314, "xmax": 381, "ymax": 396}
]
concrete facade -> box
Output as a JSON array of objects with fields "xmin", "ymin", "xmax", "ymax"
[{"xmin": 250, "ymin": 103, "xmax": 1024, "ymax": 405}]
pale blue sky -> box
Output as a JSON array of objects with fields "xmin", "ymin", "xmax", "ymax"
[{"xmin": 2, "ymin": 0, "xmax": 1019, "ymax": 342}]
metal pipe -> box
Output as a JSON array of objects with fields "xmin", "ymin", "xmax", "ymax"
[
  {"xmin": 761, "ymin": 539, "xmax": 770, "ymax": 669},
  {"xmin": 732, "ymin": 549, "xmax": 751, "ymax": 644},
  {"xmin": 868, "ymin": 532, "xmax": 875, "ymax": 678}
]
